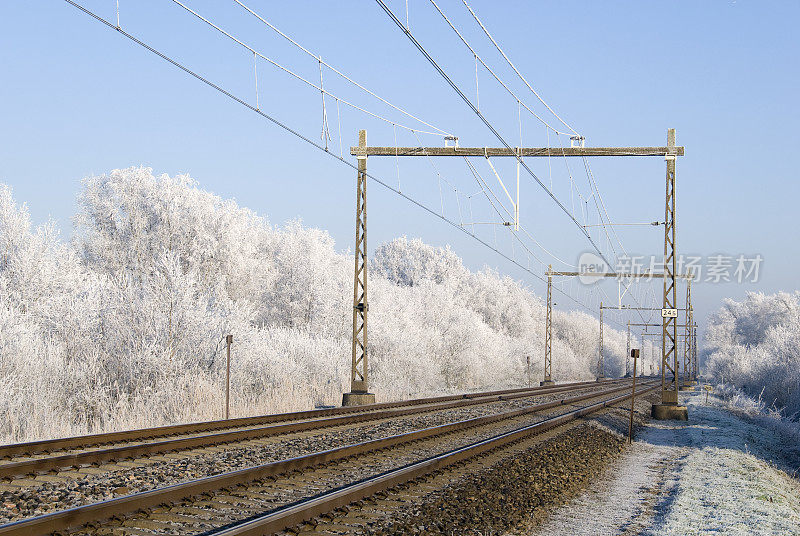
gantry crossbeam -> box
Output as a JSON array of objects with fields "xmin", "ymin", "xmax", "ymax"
[{"xmin": 350, "ymin": 146, "xmax": 685, "ymax": 158}]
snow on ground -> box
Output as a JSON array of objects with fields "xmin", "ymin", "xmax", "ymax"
[{"xmin": 526, "ymin": 387, "xmax": 800, "ymax": 536}]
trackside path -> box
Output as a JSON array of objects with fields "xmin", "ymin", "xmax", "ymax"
[{"xmin": 526, "ymin": 388, "xmax": 800, "ymax": 536}]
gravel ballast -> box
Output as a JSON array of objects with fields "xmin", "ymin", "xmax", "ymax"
[
  {"xmin": 323, "ymin": 391, "xmax": 661, "ymax": 536},
  {"xmin": 0, "ymin": 385, "xmax": 620, "ymax": 524}
]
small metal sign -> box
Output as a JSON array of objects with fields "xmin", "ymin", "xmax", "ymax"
[{"xmin": 661, "ymin": 308, "xmax": 678, "ymax": 318}]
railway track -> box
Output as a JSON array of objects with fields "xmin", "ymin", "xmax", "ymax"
[
  {"xmin": 0, "ymin": 379, "xmax": 626, "ymax": 480},
  {"xmin": 0, "ymin": 379, "xmax": 656, "ymax": 536}
]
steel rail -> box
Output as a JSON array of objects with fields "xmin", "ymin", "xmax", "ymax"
[
  {"xmin": 0, "ymin": 381, "xmax": 655, "ymax": 536},
  {"xmin": 0, "ymin": 380, "xmax": 630, "ymax": 477},
  {"xmin": 0, "ymin": 378, "xmax": 617, "ymax": 459},
  {"xmin": 214, "ymin": 382, "xmax": 660, "ymax": 536}
]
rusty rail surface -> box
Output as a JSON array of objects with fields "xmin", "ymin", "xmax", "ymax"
[
  {"xmin": 0, "ymin": 380, "xmax": 630, "ymax": 478},
  {"xmin": 0, "ymin": 381, "xmax": 655, "ymax": 536}
]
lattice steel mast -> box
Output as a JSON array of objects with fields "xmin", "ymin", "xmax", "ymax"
[
  {"xmin": 542, "ymin": 265, "xmax": 554, "ymax": 385},
  {"xmin": 343, "ymin": 130, "xmax": 376, "ymax": 406},
  {"xmin": 658, "ymin": 129, "xmax": 681, "ymax": 414}
]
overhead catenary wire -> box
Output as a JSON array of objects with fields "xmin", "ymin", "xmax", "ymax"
[
  {"xmin": 426, "ymin": 0, "xmax": 572, "ymax": 137},
  {"xmin": 375, "ymin": 0, "xmax": 615, "ymax": 273},
  {"xmin": 230, "ymin": 0, "xmax": 451, "ymax": 137},
  {"xmin": 461, "ymin": 0, "xmax": 580, "ymax": 137},
  {"xmin": 169, "ymin": 0, "xmax": 444, "ymax": 137}
]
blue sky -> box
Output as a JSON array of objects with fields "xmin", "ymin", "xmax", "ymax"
[{"xmin": 1, "ymin": 1, "xmax": 799, "ymax": 341}]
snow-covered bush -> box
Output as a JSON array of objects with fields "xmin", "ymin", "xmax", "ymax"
[
  {"xmin": 704, "ymin": 292, "xmax": 800, "ymax": 419},
  {"xmin": 0, "ymin": 168, "xmax": 637, "ymax": 443}
]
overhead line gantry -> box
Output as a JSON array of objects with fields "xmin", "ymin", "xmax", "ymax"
[{"xmin": 345, "ymin": 130, "xmax": 687, "ymax": 421}]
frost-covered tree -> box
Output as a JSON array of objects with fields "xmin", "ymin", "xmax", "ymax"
[
  {"xmin": 0, "ymin": 168, "xmax": 634, "ymax": 443},
  {"xmin": 704, "ymin": 292, "xmax": 800, "ymax": 418},
  {"xmin": 76, "ymin": 168, "xmax": 280, "ymax": 308},
  {"xmin": 373, "ymin": 237, "xmax": 464, "ymax": 288}
]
